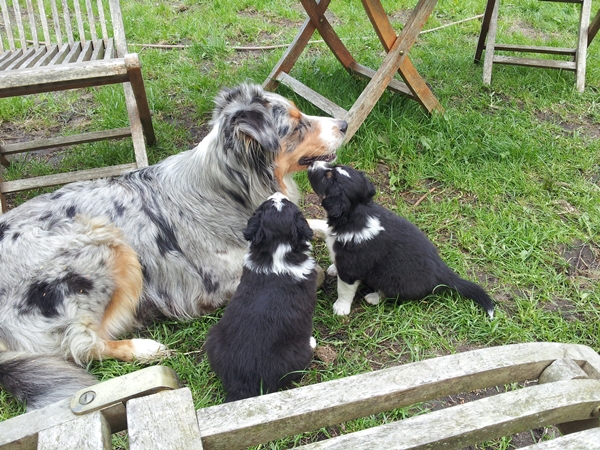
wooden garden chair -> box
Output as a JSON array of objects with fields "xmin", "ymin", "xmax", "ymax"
[
  {"xmin": 2, "ymin": 342, "xmax": 600, "ymax": 449},
  {"xmin": 474, "ymin": 0, "xmax": 600, "ymax": 92},
  {"xmin": 264, "ymin": 0, "xmax": 445, "ymax": 143},
  {"xmin": 0, "ymin": 0, "xmax": 155, "ymax": 213}
]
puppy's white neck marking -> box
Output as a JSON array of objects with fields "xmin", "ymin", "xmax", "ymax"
[
  {"xmin": 244, "ymin": 243, "xmax": 316, "ymax": 280},
  {"xmin": 335, "ymin": 167, "xmax": 351, "ymax": 177},
  {"xmin": 335, "ymin": 216, "xmax": 384, "ymax": 244}
]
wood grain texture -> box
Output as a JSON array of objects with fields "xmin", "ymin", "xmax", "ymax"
[
  {"xmin": 37, "ymin": 412, "xmax": 111, "ymax": 450},
  {"xmin": 128, "ymin": 388, "xmax": 203, "ymax": 450}
]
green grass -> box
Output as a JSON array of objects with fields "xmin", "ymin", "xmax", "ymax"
[{"xmin": 1, "ymin": 0, "xmax": 599, "ymax": 448}]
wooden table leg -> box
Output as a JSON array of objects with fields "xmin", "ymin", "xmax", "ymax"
[
  {"xmin": 264, "ymin": 0, "xmax": 332, "ymax": 91},
  {"xmin": 589, "ymin": 8, "xmax": 600, "ymax": 45},
  {"xmin": 474, "ymin": 0, "xmax": 497, "ymax": 63},
  {"xmin": 362, "ymin": 0, "xmax": 443, "ymax": 113},
  {"xmin": 344, "ymin": 0, "xmax": 441, "ymax": 141}
]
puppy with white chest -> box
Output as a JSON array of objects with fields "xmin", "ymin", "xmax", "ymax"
[
  {"xmin": 205, "ymin": 193, "xmax": 317, "ymax": 402},
  {"xmin": 307, "ymin": 162, "xmax": 495, "ymax": 318}
]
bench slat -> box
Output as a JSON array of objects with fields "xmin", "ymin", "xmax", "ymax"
[{"xmin": 37, "ymin": 412, "xmax": 111, "ymax": 450}]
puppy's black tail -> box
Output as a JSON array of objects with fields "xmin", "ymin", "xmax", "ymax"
[
  {"xmin": 447, "ymin": 276, "xmax": 495, "ymax": 318},
  {"xmin": 0, "ymin": 351, "xmax": 97, "ymax": 411}
]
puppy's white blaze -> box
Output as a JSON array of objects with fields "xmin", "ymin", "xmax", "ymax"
[
  {"xmin": 336, "ymin": 216, "xmax": 385, "ymax": 245},
  {"xmin": 244, "ymin": 244, "xmax": 316, "ymax": 280},
  {"xmin": 335, "ymin": 167, "xmax": 351, "ymax": 178},
  {"xmin": 268, "ymin": 192, "xmax": 288, "ymax": 211},
  {"xmin": 309, "ymin": 160, "xmax": 331, "ymax": 172}
]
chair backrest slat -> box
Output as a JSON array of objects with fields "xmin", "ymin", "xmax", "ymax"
[
  {"xmin": 1, "ymin": 0, "xmax": 118, "ymax": 54},
  {"xmin": 37, "ymin": 0, "xmax": 52, "ymax": 48},
  {"xmin": 50, "ymin": 0, "xmax": 63, "ymax": 44},
  {"xmin": 72, "ymin": 0, "xmax": 85, "ymax": 44},
  {"xmin": 12, "ymin": 0, "xmax": 27, "ymax": 49},
  {"xmin": 25, "ymin": 0, "xmax": 39, "ymax": 48},
  {"xmin": 85, "ymin": 0, "xmax": 97, "ymax": 42},
  {"xmin": 61, "ymin": 0, "xmax": 75, "ymax": 45},
  {"xmin": 97, "ymin": 0, "xmax": 108, "ymax": 41}
]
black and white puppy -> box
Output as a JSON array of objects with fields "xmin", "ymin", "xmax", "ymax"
[
  {"xmin": 205, "ymin": 193, "xmax": 317, "ymax": 402},
  {"xmin": 307, "ymin": 162, "xmax": 495, "ymax": 318}
]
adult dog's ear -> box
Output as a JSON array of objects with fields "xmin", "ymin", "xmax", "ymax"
[{"xmin": 230, "ymin": 105, "xmax": 280, "ymax": 156}]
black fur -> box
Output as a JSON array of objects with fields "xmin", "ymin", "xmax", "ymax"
[
  {"xmin": 309, "ymin": 163, "xmax": 495, "ymax": 317},
  {"xmin": 205, "ymin": 194, "xmax": 317, "ymax": 402}
]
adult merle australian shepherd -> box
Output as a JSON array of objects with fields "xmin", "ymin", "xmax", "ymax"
[
  {"xmin": 0, "ymin": 84, "xmax": 346, "ymax": 410},
  {"xmin": 307, "ymin": 162, "xmax": 494, "ymax": 318},
  {"xmin": 206, "ymin": 193, "xmax": 317, "ymax": 402}
]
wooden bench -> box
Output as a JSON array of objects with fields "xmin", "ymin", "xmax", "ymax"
[
  {"xmin": 0, "ymin": 0, "xmax": 155, "ymax": 213},
  {"xmin": 1, "ymin": 342, "xmax": 599, "ymax": 449}
]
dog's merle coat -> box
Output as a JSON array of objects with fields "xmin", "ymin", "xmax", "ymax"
[
  {"xmin": 205, "ymin": 193, "xmax": 317, "ymax": 402},
  {"xmin": 307, "ymin": 162, "xmax": 494, "ymax": 318},
  {"xmin": 0, "ymin": 84, "xmax": 346, "ymax": 410}
]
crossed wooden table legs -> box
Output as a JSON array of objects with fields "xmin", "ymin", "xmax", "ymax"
[{"xmin": 264, "ymin": 0, "xmax": 444, "ymax": 142}]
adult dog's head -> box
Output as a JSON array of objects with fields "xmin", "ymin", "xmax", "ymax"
[
  {"xmin": 210, "ymin": 84, "xmax": 347, "ymax": 204},
  {"xmin": 242, "ymin": 192, "xmax": 315, "ymax": 280},
  {"xmin": 308, "ymin": 162, "xmax": 376, "ymax": 221}
]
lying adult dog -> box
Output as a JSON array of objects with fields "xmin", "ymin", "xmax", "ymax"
[
  {"xmin": 206, "ymin": 193, "xmax": 318, "ymax": 402},
  {"xmin": 0, "ymin": 83, "xmax": 347, "ymax": 410},
  {"xmin": 307, "ymin": 162, "xmax": 494, "ymax": 318}
]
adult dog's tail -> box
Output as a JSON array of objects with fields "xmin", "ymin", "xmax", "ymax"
[
  {"xmin": 449, "ymin": 275, "xmax": 495, "ymax": 319},
  {"xmin": 0, "ymin": 351, "xmax": 97, "ymax": 411}
]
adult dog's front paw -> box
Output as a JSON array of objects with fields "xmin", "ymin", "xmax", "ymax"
[
  {"xmin": 326, "ymin": 264, "xmax": 338, "ymax": 277},
  {"xmin": 131, "ymin": 339, "xmax": 169, "ymax": 361},
  {"xmin": 332, "ymin": 299, "xmax": 351, "ymax": 316},
  {"xmin": 364, "ymin": 292, "xmax": 381, "ymax": 305}
]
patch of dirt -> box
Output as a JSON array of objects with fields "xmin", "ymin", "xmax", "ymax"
[
  {"xmin": 535, "ymin": 110, "xmax": 600, "ymax": 139},
  {"xmin": 558, "ymin": 240, "xmax": 600, "ymax": 276},
  {"xmin": 543, "ymin": 298, "xmax": 583, "ymax": 322}
]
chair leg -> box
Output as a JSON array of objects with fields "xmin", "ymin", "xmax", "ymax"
[
  {"xmin": 475, "ymin": 0, "xmax": 498, "ymax": 63},
  {"xmin": 589, "ymin": 8, "xmax": 600, "ymax": 45},
  {"xmin": 482, "ymin": 0, "xmax": 500, "ymax": 85},
  {"xmin": 124, "ymin": 54, "xmax": 156, "ymax": 147},
  {"xmin": 123, "ymin": 82, "xmax": 149, "ymax": 168},
  {"xmin": 575, "ymin": 0, "xmax": 592, "ymax": 92}
]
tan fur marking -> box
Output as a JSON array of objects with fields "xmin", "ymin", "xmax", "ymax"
[
  {"xmin": 289, "ymin": 106, "xmax": 302, "ymax": 120},
  {"xmin": 275, "ymin": 121, "xmax": 328, "ymax": 181},
  {"xmin": 98, "ymin": 242, "xmax": 143, "ymax": 339},
  {"xmin": 101, "ymin": 339, "xmax": 137, "ymax": 361}
]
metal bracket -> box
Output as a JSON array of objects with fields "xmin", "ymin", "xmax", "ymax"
[{"xmin": 70, "ymin": 366, "xmax": 182, "ymax": 415}]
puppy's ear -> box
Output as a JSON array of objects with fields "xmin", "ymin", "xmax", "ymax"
[
  {"xmin": 322, "ymin": 192, "xmax": 351, "ymax": 219},
  {"xmin": 243, "ymin": 210, "xmax": 265, "ymax": 244},
  {"xmin": 291, "ymin": 212, "xmax": 314, "ymax": 245}
]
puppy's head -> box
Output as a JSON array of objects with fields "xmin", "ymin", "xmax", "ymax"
[
  {"xmin": 243, "ymin": 192, "xmax": 313, "ymax": 251},
  {"xmin": 212, "ymin": 84, "xmax": 347, "ymax": 196},
  {"xmin": 308, "ymin": 162, "xmax": 376, "ymax": 220}
]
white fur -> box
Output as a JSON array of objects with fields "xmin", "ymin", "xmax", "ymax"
[
  {"xmin": 333, "ymin": 278, "xmax": 360, "ymax": 316},
  {"xmin": 335, "ymin": 216, "xmax": 385, "ymax": 245},
  {"xmin": 244, "ymin": 244, "xmax": 316, "ymax": 281},
  {"xmin": 335, "ymin": 167, "xmax": 351, "ymax": 177}
]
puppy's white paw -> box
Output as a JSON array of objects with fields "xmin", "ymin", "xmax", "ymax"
[
  {"xmin": 332, "ymin": 299, "xmax": 351, "ymax": 316},
  {"xmin": 326, "ymin": 264, "xmax": 338, "ymax": 277},
  {"xmin": 316, "ymin": 265, "xmax": 325, "ymax": 288},
  {"xmin": 131, "ymin": 339, "xmax": 169, "ymax": 360},
  {"xmin": 309, "ymin": 336, "xmax": 317, "ymax": 349},
  {"xmin": 364, "ymin": 292, "xmax": 381, "ymax": 305},
  {"xmin": 307, "ymin": 219, "xmax": 329, "ymax": 240}
]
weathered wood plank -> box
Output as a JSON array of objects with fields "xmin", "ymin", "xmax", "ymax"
[
  {"xmin": 1, "ymin": 127, "xmax": 131, "ymax": 155},
  {"xmin": 0, "ymin": 58, "xmax": 129, "ymax": 96},
  {"xmin": 275, "ymin": 72, "xmax": 347, "ymax": 119},
  {"xmin": 128, "ymin": 388, "xmax": 203, "ymax": 450},
  {"xmin": 1, "ymin": 163, "xmax": 136, "ymax": 193},
  {"xmin": 521, "ymin": 427, "xmax": 600, "ymax": 449},
  {"xmin": 196, "ymin": 342, "xmax": 600, "ymax": 450},
  {"xmin": 493, "ymin": 55, "xmax": 576, "ymax": 71},
  {"xmin": 297, "ymin": 379, "xmax": 600, "ymax": 449},
  {"xmin": 493, "ymin": 43, "xmax": 575, "ymax": 55},
  {"xmin": 37, "ymin": 412, "xmax": 111, "ymax": 450},
  {"xmin": 348, "ymin": 62, "xmax": 412, "ymax": 97}
]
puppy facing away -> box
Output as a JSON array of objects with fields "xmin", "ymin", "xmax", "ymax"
[
  {"xmin": 205, "ymin": 193, "xmax": 318, "ymax": 402},
  {"xmin": 307, "ymin": 162, "xmax": 495, "ymax": 318}
]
